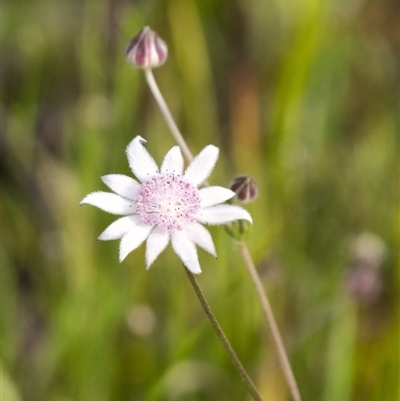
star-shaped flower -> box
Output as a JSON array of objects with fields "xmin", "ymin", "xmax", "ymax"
[{"xmin": 80, "ymin": 136, "xmax": 252, "ymax": 274}]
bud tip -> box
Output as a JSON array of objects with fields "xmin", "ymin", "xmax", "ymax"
[{"xmin": 125, "ymin": 26, "xmax": 168, "ymax": 69}]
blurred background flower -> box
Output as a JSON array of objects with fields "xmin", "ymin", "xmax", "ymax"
[
  {"xmin": 345, "ymin": 232, "xmax": 387, "ymax": 303},
  {"xmin": 2, "ymin": 0, "xmax": 398, "ymax": 400}
]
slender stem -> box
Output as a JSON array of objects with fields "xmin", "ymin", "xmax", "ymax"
[
  {"xmin": 237, "ymin": 242, "xmax": 302, "ymax": 401},
  {"xmin": 185, "ymin": 268, "xmax": 265, "ymax": 401},
  {"xmin": 144, "ymin": 67, "xmax": 302, "ymax": 401},
  {"xmin": 144, "ymin": 68, "xmax": 194, "ymax": 162}
]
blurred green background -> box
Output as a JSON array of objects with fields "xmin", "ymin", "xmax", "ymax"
[{"xmin": 2, "ymin": 0, "xmax": 399, "ymax": 400}]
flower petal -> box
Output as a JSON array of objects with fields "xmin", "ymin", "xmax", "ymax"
[
  {"xmin": 80, "ymin": 191, "xmax": 135, "ymax": 215},
  {"xmin": 119, "ymin": 216, "xmax": 153, "ymax": 262},
  {"xmin": 186, "ymin": 223, "xmax": 216, "ymax": 257},
  {"xmin": 196, "ymin": 205, "xmax": 252, "ymax": 225},
  {"xmin": 101, "ymin": 174, "xmax": 141, "ymax": 200},
  {"xmin": 184, "ymin": 145, "xmax": 219, "ymax": 186},
  {"xmin": 171, "ymin": 231, "xmax": 201, "ymax": 274},
  {"xmin": 98, "ymin": 215, "xmax": 138, "ymax": 241},
  {"xmin": 199, "ymin": 186, "xmax": 235, "ymax": 208},
  {"xmin": 160, "ymin": 146, "xmax": 184, "ymax": 175},
  {"xmin": 126, "ymin": 136, "xmax": 159, "ymax": 182},
  {"xmin": 145, "ymin": 227, "xmax": 170, "ymax": 270}
]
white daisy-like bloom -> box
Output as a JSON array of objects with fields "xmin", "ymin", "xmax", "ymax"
[{"xmin": 80, "ymin": 136, "xmax": 252, "ymax": 274}]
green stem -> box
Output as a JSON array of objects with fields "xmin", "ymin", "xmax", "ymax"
[
  {"xmin": 185, "ymin": 268, "xmax": 265, "ymax": 401},
  {"xmin": 144, "ymin": 66, "xmax": 301, "ymax": 401},
  {"xmin": 237, "ymin": 242, "xmax": 302, "ymax": 401},
  {"xmin": 144, "ymin": 68, "xmax": 194, "ymax": 162}
]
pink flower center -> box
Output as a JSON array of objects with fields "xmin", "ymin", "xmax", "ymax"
[{"xmin": 135, "ymin": 173, "xmax": 201, "ymax": 233}]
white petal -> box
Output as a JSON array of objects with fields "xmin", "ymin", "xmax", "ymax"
[
  {"xmin": 145, "ymin": 227, "xmax": 170, "ymax": 270},
  {"xmin": 160, "ymin": 146, "xmax": 184, "ymax": 175},
  {"xmin": 196, "ymin": 205, "xmax": 252, "ymax": 225},
  {"xmin": 126, "ymin": 136, "xmax": 159, "ymax": 182},
  {"xmin": 101, "ymin": 174, "xmax": 141, "ymax": 199},
  {"xmin": 199, "ymin": 186, "xmax": 235, "ymax": 208},
  {"xmin": 171, "ymin": 231, "xmax": 201, "ymax": 274},
  {"xmin": 119, "ymin": 216, "xmax": 153, "ymax": 262},
  {"xmin": 80, "ymin": 191, "xmax": 135, "ymax": 215},
  {"xmin": 184, "ymin": 145, "xmax": 219, "ymax": 186},
  {"xmin": 185, "ymin": 223, "xmax": 216, "ymax": 257},
  {"xmin": 98, "ymin": 215, "xmax": 138, "ymax": 241}
]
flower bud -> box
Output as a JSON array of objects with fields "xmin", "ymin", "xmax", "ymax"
[
  {"xmin": 125, "ymin": 26, "xmax": 168, "ymax": 69},
  {"xmin": 225, "ymin": 219, "xmax": 251, "ymax": 241},
  {"xmin": 344, "ymin": 232, "xmax": 387, "ymax": 303},
  {"xmin": 230, "ymin": 176, "xmax": 258, "ymax": 203}
]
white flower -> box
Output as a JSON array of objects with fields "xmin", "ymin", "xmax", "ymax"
[{"xmin": 80, "ymin": 136, "xmax": 252, "ymax": 274}]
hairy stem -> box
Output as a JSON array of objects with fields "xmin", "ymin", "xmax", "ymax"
[
  {"xmin": 144, "ymin": 68, "xmax": 193, "ymax": 162},
  {"xmin": 144, "ymin": 67, "xmax": 302, "ymax": 401},
  {"xmin": 237, "ymin": 242, "xmax": 302, "ymax": 401},
  {"xmin": 185, "ymin": 268, "xmax": 265, "ymax": 401}
]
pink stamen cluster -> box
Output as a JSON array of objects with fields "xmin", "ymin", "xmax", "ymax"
[{"xmin": 135, "ymin": 173, "xmax": 201, "ymax": 233}]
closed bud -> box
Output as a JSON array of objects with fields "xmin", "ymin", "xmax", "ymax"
[
  {"xmin": 125, "ymin": 26, "xmax": 168, "ymax": 69},
  {"xmin": 225, "ymin": 219, "xmax": 251, "ymax": 241},
  {"xmin": 230, "ymin": 176, "xmax": 258, "ymax": 203}
]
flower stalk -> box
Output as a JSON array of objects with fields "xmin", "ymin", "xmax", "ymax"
[
  {"xmin": 142, "ymin": 59, "xmax": 302, "ymax": 401},
  {"xmin": 144, "ymin": 67, "xmax": 263, "ymax": 400},
  {"xmin": 237, "ymin": 242, "xmax": 302, "ymax": 401},
  {"xmin": 185, "ymin": 268, "xmax": 265, "ymax": 401},
  {"xmin": 144, "ymin": 68, "xmax": 194, "ymax": 163}
]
